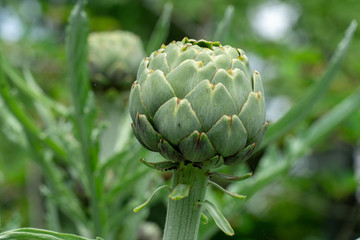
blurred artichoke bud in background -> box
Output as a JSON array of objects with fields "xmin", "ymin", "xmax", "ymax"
[
  {"xmin": 129, "ymin": 38, "xmax": 268, "ymax": 168},
  {"xmin": 88, "ymin": 30, "xmax": 145, "ymax": 92}
]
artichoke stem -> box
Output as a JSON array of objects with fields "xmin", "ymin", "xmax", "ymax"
[{"xmin": 163, "ymin": 162, "xmax": 209, "ymax": 240}]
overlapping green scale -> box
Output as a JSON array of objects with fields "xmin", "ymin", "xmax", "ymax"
[
  {"xmin": 137, "ymin": 58, "xmax": 149, "ymax": 80},
  {"xmin": 223, "ymin": 46, "xmax": 239, "ymax": 58},
  {"xmin": 213, "ymin": 54, "xmax": 232, "ymax": 69},
  {"xmin": 153, "ymin": 98, "xmax": 202, "ymax": 145},
  {"xmin": 148, "ymin": 52, "xmax": 170, "ymax": 75},
  {"xmin": 211, "ymin": 68, "xmax": 251, "ymax": 113},
  {"xmin": 141, "ymin": 70, "xmax": 175, "ymax": 117},
  {"xmin": 185, "ymin": 80, "xmax": 237, "ymax": 132},
  {"xmin": 129, "ymin": 82, "xmax": 150, "ymax": 122},
  {"xmin": 206, "ymin": 115, "xmax": 247, "ymax": 157},
  {"xmin": 178, "ymin": 131, "xmax": 216, "ymax": 162},
  {"xmin": 238, "ymin": 92, "xmax": 265, "ymax": 139},
  {"xmin": 166, "ymin": 59, "xmax": 201, "ymax": 98}
]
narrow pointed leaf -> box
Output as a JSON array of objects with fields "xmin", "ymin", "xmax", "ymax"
[
  {"xmin": 209, "ymin": 181, "xmax": 246, "ymax": 199},
  {"xmin": 168, "ymin": 184, "xmax": 190, "ymax": 200},
  {"xmin": 200, "ymin": 200, "xmax": 234, "ymax": 236},
  {"xmin": 146, "ymin": 3, "xmax": 173, "ymax": 54},
  {"xmin": 209, "ymin": 171, "xmax": 253, "ymax": 182},
  {"xmin": 302, "ymin": 86, "xmax": 360, "ymax": 146},
  {"xmin": 0, "ymin": 58, "xmax": 68, "ymax": 115},
  {"xmin": 133, "ymin": 185, "xmax": 170, "ymax": 212},
  {"xmin": 212, "ymin": 5, "xmax": 234, "ymax": 43},
  {"xmin": 158, "ymin": 139, "xmax": 185, "ymax": 162},
  {"xmin": 0, "ymin": 55, "xmax": 67, "ymax": 159},
  {"xmin": 140, "ymin": 158, "xmax": 178, "ymax": 171},
  {"xmin": 0, "ymin": 228, "xmax": 102, "ymax": 240},
  {"xmin": 261, "ymin": 20, "xmax": 357, "ymax": 150},
  {"xmin": 199, "ymin": 155, "xmax": 224, "ymax": 170},
  {"xmin": 224, "ymin": 143, "xmax": 256, "ymax": 165}
]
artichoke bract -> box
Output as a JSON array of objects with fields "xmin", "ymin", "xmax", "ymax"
[
  {"xmin": 129, "ymin": 38, "xmax": 268, "ymax": 167},
  {"xmin": 88, "ymin": 30, "xmax": 145, "ymax": 91}
]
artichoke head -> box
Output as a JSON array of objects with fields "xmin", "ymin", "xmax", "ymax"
[
  {"xmin": 88, "ymin": 30, "xmax": 145, "ymax": 91},
  {"xmin": 129, "ymin": 38, "xmax": 268, "ymax": 168}
]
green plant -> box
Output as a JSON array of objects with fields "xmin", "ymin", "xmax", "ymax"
[
  {"xmin": 0, "ymin": 0, "xmax": 359, "ymax": 239},
  {"xmin": 129, "ymin": 38, "xmax": 267, "ymax": 239},
  {"xmin": 0, "ymin": 1, "xmax": 172, "ymax": 240}
]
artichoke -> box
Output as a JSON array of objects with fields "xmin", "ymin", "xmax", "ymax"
[
  {"xmin": 88, "ymin": 30, "xmax": 145, "ymax": 91},
  {"xmin": 129, "ymin": 38, "xmax": 268, "ymax": 167}
]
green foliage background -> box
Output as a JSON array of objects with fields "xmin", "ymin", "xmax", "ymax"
[{"xmin": 0, "ymin": 0, "xmax": 359, "ymax": 239}]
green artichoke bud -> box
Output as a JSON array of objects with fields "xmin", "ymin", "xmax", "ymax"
[
  {"xmin": 88, "ymin": 30, "xmax": 145, "ymax": 91},
  {"xmin": 129, "ymin": 38, "xmax": 268, "ymax": 167}
]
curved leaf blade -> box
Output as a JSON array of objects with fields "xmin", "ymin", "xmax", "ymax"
[
  {"xmin": 146, "ymin": 3, "xmax": 173, "ymax": 54},
  {"xmin": 0, "ymin": 228, "xmax": 102, "ymax": 240},
  {"xmin": 212, "ymin": 5, "xmax": 235, "ymax": 43},
  {"xmin": 200, "ymin": 200, "xmax": 234, "ymax": 236},
  {"xmin": 260, "ymin": 20, "xmax": 357, "ymax": 149},
  {"xmin": 133, "ymin": 185, "xmax": 170, "ymax": 212}
]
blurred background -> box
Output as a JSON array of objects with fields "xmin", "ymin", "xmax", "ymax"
[{"xmin": 0, "ymin": 0, "xmax": 360, "ymax": 239}]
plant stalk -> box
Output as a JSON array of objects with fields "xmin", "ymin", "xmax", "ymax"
[{"xmin": 163, "ymin": 163, "xmax": 209, "ymax": 240}]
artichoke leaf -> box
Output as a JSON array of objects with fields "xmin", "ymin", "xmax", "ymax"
[
  {"xmin": 178, "ymin": 131, "xmax": 216, "ymax": 162},
  {"xmin": 231, "ymin": 58, "xmax": 251, "ymax": 78},
  {"xmin": 135, "ymin": 113, "xmax": 161, "ymax": 151},
  {"xmin": 185, "ymin": 80, "xmax": 237, "ymax": 131},
  {"xmin": 158, "ymin": 138, "xmax": 185, "ymax": 162},
  {"xmin": 251, "ymin": 71, "xmax": 264, "ymax": 96},
  {"xmin": 131, "ymin": 123, "xmax": 151, "ymax": 151},
  {"xmin": 213, "ymin": 53, "xmax": 232, "ymax": 69},
  {"xmin": 140, "ymin": 158, "xmax": 178, "ymax": 171},
  {"xmin": 148, "ymin": 52, "xmax": 170, "ymax": 75},
  {"xmin": 129, "ymin": 83, "xmax": 150, "ymax": 122},
  {"xmin": 206, "ymin": 115, "xmax": 247, "ymax": 157},
  {"xmin": 238, "ymin": 92, "xmax": 265, "ymax": 139},
  {"xmin": 154, "ymin": 98, "xmax": 202, "ymax": 145},
  {"xmin": 248, "ymin": 121, "xmax": 269, "ymax": 146},
  {"xmin": 198, "ymin": 155, "xmax": 224, "ymax": 170},
  {"xmin": 224, "ymin": 143, "xmax": 256, "ymax": 165},
  {"xmin": 141, "ymin": 70, "xmax": 176, "ymax": 117},
  {"xmin": 211, "ymin": 68, "xmax": 251, "ymax": 113},
  {"xmin": 166, "ymin": 59, "xmax": 201, "ymax": 98}
]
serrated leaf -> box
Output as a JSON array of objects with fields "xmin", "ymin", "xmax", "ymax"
[
  {"xmin": 209, "ymin": 181, "xmax": 246, "ymax": 199},
  {"xmin": 200, "ymin": 200, "xmax": 234, "ymax": 236},
  {"xmin": 0, "ymin": 228, "xmax": 102, "ymax": 240},
  {"xmin": 260, "ymin": 20, "xmax": 357, "ymax": 150},
  {"xmin": 0, "ymin": 55, "xmax": 67, "ymax": 159},
  {"xmin": 168, "ymin": 184, "xmax": 190, "ymax": 200},
  {"xmin": 0, "ymin": 59, "xmax": 68, "ymax": 116},
  {"xmin": 66, "ymin": 0, "xmax": 91, "ymax": 113},
  {"xmin": 133, "ymin": 185, "xmax": 170, "ymax": 212}
]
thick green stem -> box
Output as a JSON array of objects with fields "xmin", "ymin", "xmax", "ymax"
[{"xmin": 163, "ymin": 163, "xmax": 209, "ymax": 240}]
